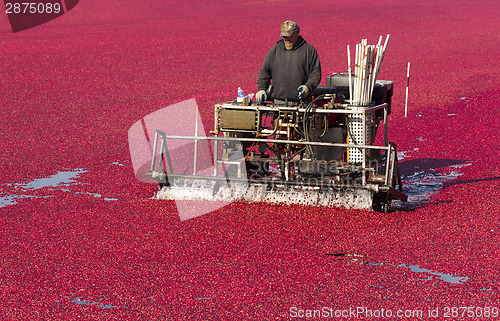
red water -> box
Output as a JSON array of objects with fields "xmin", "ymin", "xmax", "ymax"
[{"xmin": 1, "ymin": 0, "xmax": 499, "ymax": 319}]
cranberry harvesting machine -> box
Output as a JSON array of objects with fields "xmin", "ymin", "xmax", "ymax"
[{"xmin": 146, "ymin": 72, "xmax": 407, "ymax": 213}]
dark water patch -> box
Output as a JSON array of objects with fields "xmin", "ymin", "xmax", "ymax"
[
  {"xmin": 325, "ymin": 253, "xmax": 468, "ymax": 285},
  {"xmin": 395, "ymin": 158, "xmax": 472, "ymax": 210}
]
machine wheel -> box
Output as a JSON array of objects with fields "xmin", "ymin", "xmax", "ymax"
[{"xmin": 372, "ymin": 192, "xmax": 392, "ymax": 213}]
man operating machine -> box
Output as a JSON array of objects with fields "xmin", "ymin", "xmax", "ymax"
[
  {"xmin": 256, "ymin": 20, "xmax": 322, "ymax": 105},
  {"xmin": 146, "ymin": 31, "xmax": 407, "ymax": 212}
]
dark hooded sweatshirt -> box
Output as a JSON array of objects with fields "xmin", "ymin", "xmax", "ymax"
[{"xmin": 257, "ymin": 36, "xmax": 322, "ymax": 102}]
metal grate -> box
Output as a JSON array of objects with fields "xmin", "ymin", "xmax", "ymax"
[{"xmin": 347, "ymin": 109, "xmax": 374, "ymax": 163}]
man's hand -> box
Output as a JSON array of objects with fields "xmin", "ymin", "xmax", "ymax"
[
  {"xmin": 297, "ymin": 85, "xmax": 309, "ymax": 99},
  {"xmin": 256, "ymin": 90, "xmax": 267, "ymax": 104}
]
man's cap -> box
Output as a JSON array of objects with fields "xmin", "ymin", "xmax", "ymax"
[{"xmin": 280, "ymin": 20, "xmax": 299, "ymax": 37}]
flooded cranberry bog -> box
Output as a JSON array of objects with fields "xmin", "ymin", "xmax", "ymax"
[{"xmin": 1, "ymin": 0, "xmax": 499, "ymax": 319}]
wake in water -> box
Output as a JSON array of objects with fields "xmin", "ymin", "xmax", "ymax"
[{"xmin": 156, "ymin": 178, "xmax": 373, "ymax": 210}]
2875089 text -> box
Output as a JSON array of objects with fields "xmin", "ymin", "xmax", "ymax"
[{"xmin": 5, "ymin": 2, "xmax": 61, "ymax": 14}]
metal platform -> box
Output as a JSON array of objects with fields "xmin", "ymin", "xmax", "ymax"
[{"xmin": 146, "ymin": 99, "xmax": 407, "ymax": 212}]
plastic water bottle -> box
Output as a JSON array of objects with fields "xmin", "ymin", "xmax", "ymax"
[{"xmin": 237, "ymin": 87, "xmax": 244, "ymax": 102}]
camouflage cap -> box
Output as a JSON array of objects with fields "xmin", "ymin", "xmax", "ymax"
[{"xmin": 280, "ymin": 20, "xmax": 299, "ymax": 37}]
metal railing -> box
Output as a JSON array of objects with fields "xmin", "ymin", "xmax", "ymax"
[{"xmin": 149, "ymin": 132, "xmax": 399, "ymax": 189}]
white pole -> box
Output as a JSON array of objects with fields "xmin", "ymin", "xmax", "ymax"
[
  {"xmin": 370, "ymin": 44, "xmax": 382, "ymax": 102},
  {"xmin": 193, "ymin": 104, "xmax": 199, "ymax": 174},
  {"xmin": 354, "ymin": 43, "xmax": 359, "ymax": 105},
  {"xmin": 364, "ymin": 45, "xmax": 369, "ymax": 105},
  {"xmin": 405, "ymin": 61, "xmax": 410, "ymax": 117},
  {"xmin": 382, "ymin": 34, "xmax": 390, "ymax": 52},
  {"xmin": 366, "ymin": 45, "xmax": 375, "ymax": 103},
  {"xmin": 360, "ymin": 41, "xmax": 367, "ymax": 105},
  {"xmin": 347, "ymin": 45, "xmax": 352, "ymax": 104}
]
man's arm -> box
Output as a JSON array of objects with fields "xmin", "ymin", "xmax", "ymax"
[
  {"xmin": 257, "ymin": 47, "xmax": 274, "ymax": 92},
  {"xmin": 305, "ymin": 46, "xmax": 322, "ymax": 93}
]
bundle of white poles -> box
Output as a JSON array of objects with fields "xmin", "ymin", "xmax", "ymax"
[{"xmin": 347, "ymin": 35, "xmax": 390, "ymax": 106}]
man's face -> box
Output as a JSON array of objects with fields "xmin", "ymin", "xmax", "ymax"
[{"xmin": 283, "ymin": 31, "xmax": 299, "ymax": 50}]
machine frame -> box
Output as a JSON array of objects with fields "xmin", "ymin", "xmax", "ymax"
[{"xmin": 147, "ymin": 92, "xmax": 407, "ymax": 212}]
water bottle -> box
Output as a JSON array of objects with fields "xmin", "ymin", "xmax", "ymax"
[{"xmin": 237, "ymin": 87, "xmax": 244, "ymax": 102}]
